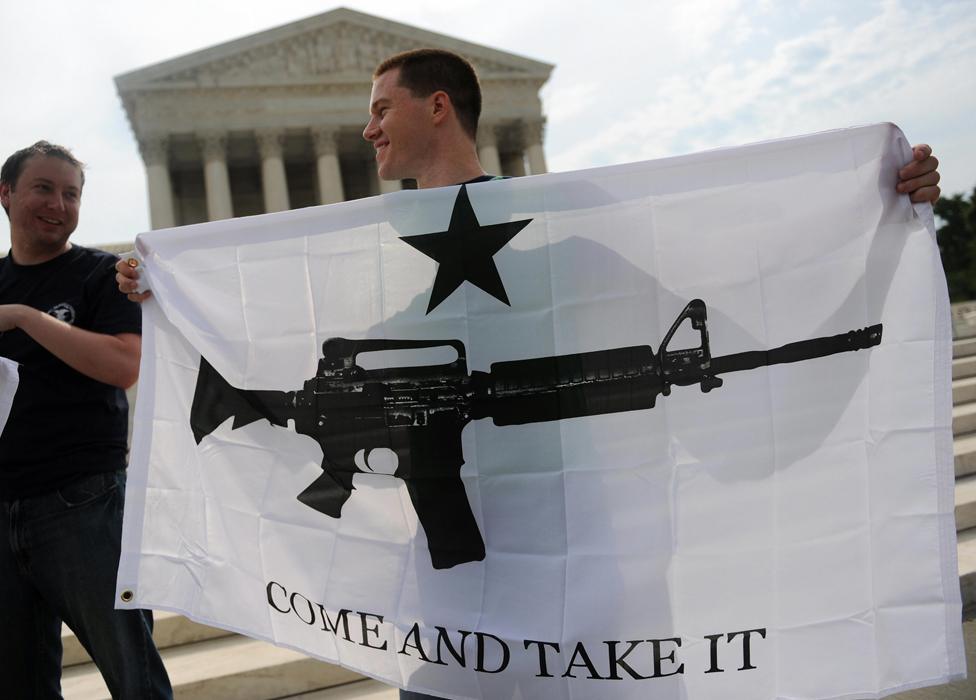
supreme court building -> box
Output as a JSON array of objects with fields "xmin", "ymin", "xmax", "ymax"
[{"xmin": 115, "ymin": 7, "xmax": 554, "ymax": 230}]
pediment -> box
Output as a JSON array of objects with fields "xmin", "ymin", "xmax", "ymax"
[{"xmin": 117, "ymin": 8, "xmax": 552, "ymax": 92}]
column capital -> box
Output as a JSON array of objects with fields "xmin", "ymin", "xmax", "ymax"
[
  {"xmin": 197, "ymin": 131, "xmax": 227, "ymax": 161},
  {"xmin": 311, "ymin": 127, "xmax": 340, "ymax": 157},
  {"xmin": 138, "ymin": 134, "xmax": 169, "ymax": 167},
  {"xmin": 256, "ymin": 129, "xmax": 285, "ymax": 159}
]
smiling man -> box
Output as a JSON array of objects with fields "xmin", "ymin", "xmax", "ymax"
[
  {"xmin": 0, "ymin": 141, "xmax": 172, "ymax": 698},
  {"xmin": 363, "ymin": 49, "xmax": 489, "ymax": 190}
]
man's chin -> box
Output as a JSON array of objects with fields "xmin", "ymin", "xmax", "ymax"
[
  {"xmin": 28, "ymin": 231, "xmax": 73, "ymax": 254},
  {"xmin": 376, "ymin": 161, "xmax": 404, "ymax": 183}
]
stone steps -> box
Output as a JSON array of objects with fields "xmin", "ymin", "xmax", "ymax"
[
  {"xmin": 61, "ymin": 611, "xmax": 231, "ymax": 667},
  {"xmin": 954, "ymin": 433, "xmax": 976, "ymax": 478},
  {"xmin": 954, "ymin": 403, "xmax": 976, "ymax": 437},
  {"xmin": 289, "ymin": 680, "xmax": 398, "ymax": 699},
  {"xmin": 956, "ymin": 474, "xmax": 976, "ymax": 532},
  {"xmin": 953, "ymin": 337, "xmax": 976, "ymax": 358},
  {"xmin": 952, "ymin": 355, "xmax": 976, "ymax": 380},
  {"xmin": 953, "ymin": 402, "xmax": 976, "ymax": 436},
  {"xmin": 954, "ymin": 338, "xmax": 976, "ymax": 622},
  {"xmin": 953, "ymin": 376, "xmax": 976, "ymax": 405},
  {"xmin": 959, "ymin": 528, "xmax": 976, "ymax": 618},
  {"xmin": 61, "ymin": 634, "xmax": 362, "ymax": 700}
]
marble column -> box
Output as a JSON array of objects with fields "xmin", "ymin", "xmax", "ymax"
[
  {"xmin": 138, "ymin": 135, "xmax": 175, "ymax": 230},
  {"xmin": 501, "ymin": 152, "xmax": 526, "ymax": 177},
  {"xmin": 199, "ymin": 132, "xmax": 233, "ymax": 221},
  {"xmin": 525, "ymin": 120, "xmax": 548, "ymax": 175},
  {"xmin": 477, "ymin": 125, "xmax": 503, "ymax": 176},
  {"xmin": 256, "ymin": 129, "xmax": 290, "ymax": 213},
  {"xmin": 312, "ymin": 127, "xmax": 344, "ymax": 205}
]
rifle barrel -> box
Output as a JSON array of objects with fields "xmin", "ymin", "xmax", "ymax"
[{"xmin": 709, "ymin": 324, "xmax": 882, "ymax": 376}]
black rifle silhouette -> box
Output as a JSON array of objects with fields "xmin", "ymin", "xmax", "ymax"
[{"xmin": 190, "ymin": 300, "xmax": 882, "ymax": 569}]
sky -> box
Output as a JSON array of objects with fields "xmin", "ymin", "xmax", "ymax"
[{"xmin": 1, "ymin": 0, "xmax": 974, "ymax": 251}]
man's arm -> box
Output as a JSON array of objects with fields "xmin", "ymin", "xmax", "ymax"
[
  {"xmin": 898, "ymin": 144, "xmax": 941, "ymax": 203},
  {"xmin": 0, "ymin": 304, "xmax": 140, "ymax": 388}
]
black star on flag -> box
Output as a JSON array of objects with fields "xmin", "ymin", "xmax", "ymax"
[{"xmin": 400, "ymin": 185, "xmax": 533, "ymax": 314}]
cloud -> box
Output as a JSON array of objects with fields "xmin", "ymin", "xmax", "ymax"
[
  {"xmin": 669, "ymin": 0, "xmax": 750, "ymax": 54},
  {"xmin": 548, "ymin": 0, "xmax": 976, "ymax": 200},
  {"xmin": 543, "ymin": 82, "xmax": 600, "ymax": 125}
]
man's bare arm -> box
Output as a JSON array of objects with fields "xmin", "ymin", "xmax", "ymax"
[{"xmin": 0, "ymin": 304, "xmax": 140, "ymax": 388}]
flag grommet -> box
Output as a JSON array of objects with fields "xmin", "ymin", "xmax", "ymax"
[{"xmin": 120, "ymin": 589, "xmax": 134, "ymax": 603}]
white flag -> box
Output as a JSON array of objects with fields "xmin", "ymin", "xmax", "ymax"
[
  {"xmin": 0, "ymin": 357, "xmax": 19, "ymax": 437},
  {"xmin": 118, "ymin": 123, "xmax": 965, "ymax": 700}
]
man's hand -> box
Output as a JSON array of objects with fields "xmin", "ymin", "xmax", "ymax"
[
  {"xmin": 115, "ymin": 258, "xmax": 152, "ymax": 303},
  {"xmin": 898, "ymin": 144, "xmax": 941, "ymax": 204},
  {"xmin": 0, "ymin": 304, "xmax": 26, "ymax": 332}
]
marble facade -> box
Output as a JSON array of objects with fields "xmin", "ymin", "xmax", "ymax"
[{"xmin": 116, "ymin": 8, "xmax": 554, "ymax": 229}]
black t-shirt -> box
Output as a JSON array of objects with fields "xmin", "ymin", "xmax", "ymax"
[
  {"xmin": 463, "ymin": 175, "xmax": 502, "ymax": 185},
  {"xmin": 0, "ymin": 245, "xmax": 142, "ymax": 498}
]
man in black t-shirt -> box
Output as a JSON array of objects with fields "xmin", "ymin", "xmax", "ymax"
[{"xmin": 0, "ymin": 141, "xmax": 172, "ymax": 698}]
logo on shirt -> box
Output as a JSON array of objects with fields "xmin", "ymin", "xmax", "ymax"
[{"xmin": 47, "ymin": 303, "xmax": 76, "ymax": 325}]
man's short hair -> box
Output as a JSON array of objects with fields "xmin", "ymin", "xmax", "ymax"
[
  {"xmin": 1, "ymin": 140, "xmax": 85, "ymax": 192},
  {"xmin": 374, "ymin": 49, "xmax": 482, "ymax": 141}
]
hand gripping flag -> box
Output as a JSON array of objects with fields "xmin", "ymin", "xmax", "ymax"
[{"xmin": 118, "ymin": 124, "xmax": 965, "ymax": 699}]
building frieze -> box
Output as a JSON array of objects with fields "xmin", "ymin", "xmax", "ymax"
[{"xmin": 142, "ymin": 23, "xmax": 527, "ymax": 90}]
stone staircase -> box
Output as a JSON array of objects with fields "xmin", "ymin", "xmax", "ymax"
[
  {"xmin": 61, "ymin": 337, "xmax": 976, "ymax": 700},
  {"xmin": 953, "ymin": 337, "xmax": 976, "ymax": 615},
  {"xmin": 60, "ymin": 612, "xmax": 391, "ymax": 699}
]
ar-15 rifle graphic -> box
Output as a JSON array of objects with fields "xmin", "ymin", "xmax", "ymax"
[{"xmin": 190, "ymin": 300, "xmax": 882, "ymax": 570}]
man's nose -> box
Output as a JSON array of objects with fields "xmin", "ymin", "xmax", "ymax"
[
  {"xmin": 363, "ymin": 118, "xmax": 379, "ymax": 142},
  {"xmin": 47, "ymin": 191, "xmax": 67, "ymax": 211}
]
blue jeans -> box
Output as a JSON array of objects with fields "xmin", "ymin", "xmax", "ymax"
[{"xmin": 0, "ymin": 469, "xmax": 172, "ymax": 698}]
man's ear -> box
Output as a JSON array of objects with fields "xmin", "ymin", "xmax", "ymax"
[
  {"xmin": 0, "ymin": 182, "xmax": 10, "ymax": 211},
  {"xmin": 430, "ymin": 90, "xmax": 452, "ymax": 125}
]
